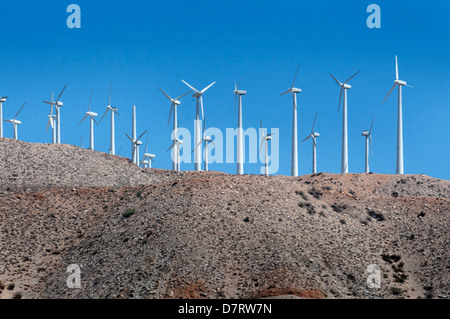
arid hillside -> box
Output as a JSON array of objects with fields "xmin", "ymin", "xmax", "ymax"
[{"xmin": 0, "ymin": 139, "xmax": 448, "ymax": 299}]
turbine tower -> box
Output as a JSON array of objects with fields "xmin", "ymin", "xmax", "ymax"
[
  {"xmin": 192, "ymin": 118, "xmax": 214, "ymax": 172},
  {"xmin": 77, "ymin": 89, "xmax": 98, "ymax": 150},
  {"xmin": 330, "ymin": 71, "xmax": 360, "ymax": 173},
  {"xmin": 233, "ymin": 80, "xmax": 247, "ymax": 175},
  {"xmin": 181, "ymin": 80, "xmax": 215, "ymax": 171},
  {"xmin": 141, "ymin": 135, "xmax": 156, "ymax": 168},
  {"xmin": 281, "ymin": 65, "xmax": 302, "ymax": 177},
  {"xmin": 158, "ymin": 87, "xmax": 191, "ymax": 171},
  {"xmin": 259, "ymin": 120, "xmax": 275, "ymax": 176},
  {"xmin": 99, "ymin": 85, "xmax": 120, "ymax": 155},
  {"xmin": 0, "ymin": 96, "xmax": 8, "ymax": 138},
  {"xmin": 43, "ymin": 85, "xmax": 67, "ymax": 144},
  {"xmin": 382, "ymin": 56, "xmax": 412, "ymax": 175},
  {"xmin": 362, "ymin": 117, "xmax": 374, "ymax": 174},
  {"xmin": 301, "ymin": 113, "xmax": 320, "ymax": 174},
  {"xmin": 167, "ymin": 138, "xmax": 184, "ymax": 171},
  {"xmin": 125, "ymin": 129, "xmax": 147, "ymax": 165},
  {"xmin": 3, "ymin": 102, "xmax": 26, "ymax": 140},
  {"xmin": 45, "ymin": 94, "xmax": 57, "ymax": 144}
]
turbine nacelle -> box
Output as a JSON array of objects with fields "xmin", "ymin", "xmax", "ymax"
[
  {"xmin": 87, "ymin": 111, "xmax": 98, "ymax": 117},
  {"xmin": 0, "ymin": 97, "xmax": 8, "ymax": 102},
  {"xmin": 395, "ymin": 80, "xmax": 407, "ymax": 86},
  {"xmin": 4, "ymin": 119, "xmax": 21, "ymax": 125},
  {"xmin": 233, "ymin": 89, "xmax": 247, "ymax": 95},
  {"xmin": 342, "ymin": 83, "xmax": 352, "ymax": 89},
  {"xmin": 291, "ymin": 87, "xmax": 302, "ymax": 94},
  {"xmin": 362, "ymin": 130, "xmax": 370, "ymax": 136},
  {"xmin": 144, "ymin": 153, "xmax": 156, "ymax": 159},
  {"xmin": 204, "ymin": 136, "xmax": 212, "ymax": 142},
  {"xmin": 313, "ymin": 132, "xmax": 320, "ymax": 138}
]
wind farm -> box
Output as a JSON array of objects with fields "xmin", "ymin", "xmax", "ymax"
[{"xmin": 0, "ymin": 0, "xmax": 448, "ymax": 303}]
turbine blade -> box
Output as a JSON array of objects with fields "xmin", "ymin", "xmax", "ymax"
[
  {"xmin": 174, "ymin": 90, "xmax": 192, "ymax": 101},
  {"xmin": 301, "ymin": 135, "xmax": 311, "ymax": 143},
  {"xmin": 395, "ymin": 56, "xmax": 399, "ymax": 81},
  {"xmin": 99, "ymin": 108, "xmax": 109, "ymax": 124},
  {"xmin": 158, "ymin": 87, "xmax": 173, "ymax": 101},
  {"xmin": 77, "ymin": 114, "xmax": 88, "ymax": 127},
  {"xmin": 117, "ymin": 145, "xmax": 122, "ymax": 156},
  {"xmin": 51, "ymin": 92, "xmax": 53, "ymax": 103},
  {"xmin": 109, "ymin": 84, "xmax": 112, "ymax": 106},
  {"xmin": 200, "ymin": 97, "xmax": 204, "ymax": 120},
  {"xmin": 145, "ymin": 134, "xmax": 149, "ymax": 153},
  {"xmin": 382, "ymin": 84, "xmax": 397, "ymax": 103},
  {"xmin": 192, "ymin": 140, "xmax": 202, "ymax": 153},
  {"xmin": 88, "ymin": 89, "xmax": 93, "ymax": 112},
  {"xmin": 291, "ymin": 65, "xmax": 300, "ymax": 89},
  {"xmin": 56, "ymin": 84, "xmax": 67, "ymax": 102},
  {"xmin": 125, "ymin": 133, "xmax": 133, "ymax": 142},
  {"xmin": 369, "ymin": 117, "xmax": 374, "ymax": 134},
  {"xmin": 329, "ymin": 73, "xmax": 341, "ymax": 85},
  {"xmin": 137, "ymin": 129, "xmax": 148, "ymax": 142},
  {"xmin": 181, "ymin": 80, "xmax": 199, "ymax": 94},
  {"xmin": 369, "ymin": 135, "xmax": 373, "ymax": 154},
  {"xmin": 311, "ymin": 112, "xmax": 318, "ymax": 133},
  {"xmin": 200, "ymin": 81, "xmax": 216, "ymax": 93},
  {"xmin": 46, "ymin": 118, "xmax": 51, "ymax": 131},
  {"xmin": 280, "ymin": 89, "xmax": 291, "ymax": 96},
  {"xmin": 14, "ymin": 102, "xmax": 26, "ymax": 119},
  {"xmin": 43, "ymin": 101, "xmax": 54, "ymax": 105},
  {"xmin": 258, "ymin": 138, "xmax": 265, "ymax": 157},
  {"xmin": 405, "ymin": 84, "xmax": 414, "ymax": 88},
  {"xmin": 166, "ymin": 142, "xmax": 175, "ymax": 152},
  {"xmin": 343, "ymin": 70, "xmax": 360, "ymax": 84},
  {"xmin": 203, "ymin": 116, "xmax": 206, "ymax": 136},
  {"xmin": 167, "ymin": 104, "xmax": 174, "ymax": 126},
  {"xmin": 260, "ymin": 120, "xmax": 263, "ymax": 131},
  {"xmin": 338, "ymin": 87, "xmax": 343, "ymax": 112}
]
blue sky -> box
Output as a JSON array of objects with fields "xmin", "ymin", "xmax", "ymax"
[{"xmin": 1, "ymin": 0, "xmax": 449, "ymax": 179}]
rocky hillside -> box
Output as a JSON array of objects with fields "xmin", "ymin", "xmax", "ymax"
[{"xmin": 0, "ymin": 139, "xmax": 448, "ymax": 299}]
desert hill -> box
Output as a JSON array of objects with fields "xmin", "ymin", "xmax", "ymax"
[{"xmin": 0, "ymin": 138, "xmax": 448, "ymax": 299}]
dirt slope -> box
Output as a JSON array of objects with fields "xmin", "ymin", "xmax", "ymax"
[{"xmin": 0, "ymin": 139, "xmax": 448, "ymax": 299}]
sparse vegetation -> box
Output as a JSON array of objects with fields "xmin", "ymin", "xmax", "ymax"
[
  {"xmin": 331, "ymin": 203, "xmax": 347, "ymax": 213},
  {"xmin": 123, "ymin": 208, "xmax": 135, "ymax": 218},
  {"xmin": 349, "ymin": 190, "xmax": 355, "ymax": 196},
  {"xmin": 136, "ymin": 191, "xmax": 143, "ymax": 199},
  {"xmin": 339, "ymin": 218, "xmax": 346, "ymax": 225},
  {"xmin": 13, "ymin": 292, "xmax": 22, "ymax": 299},
  {"xmin": 368, "ymin": 210, "xmax": 385, "ymax": 221},
  {"xmin": 417, "ymin": 212, "xmax": 426, "ymax": 218},
  {"xmin": 390, "ymin": 287, "xmax": 403, "ymax": 295},
  {"xmin": 392, "ymin": 191, "xmax": 399, "ymax": 197},
  {"xmin": 381, "ymin": 254, "xmax": 401, "ymax": 264},
  {"xmin": 393, "ymin": 273, "xmax": 408, "ymax": 283},
  {"xmin": 308, "ymin": 187, "xmax": 323, "ymax": 199},
  {"xmin": 295, "ymin": 190, "xmax": 308, "ymax": 201},
  {"xmin": 7, "ymin": 283, "xmax": 15, "ymax": 291}
]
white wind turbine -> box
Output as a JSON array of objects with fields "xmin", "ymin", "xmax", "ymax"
[
  {"xmin": 382, "ymin": 56, "xmax": 412, "ymax": 175},
  {"xmin": 3, "ymin": 102, "xmax": 26, "ymax": 140},
  {"xmin": 259, "ymin": 120, "xmax": 275, "ymax": 176},
  {"xmin": 192, "ymin": 118, "xmax": 214, "ymax": 172},
  {"xmin": 281, "ymin": 65, "xmax": 302, "ymax": 177},
  {"xmin": 125, "ymin": 129, "xmax": 147, "ymax": 165},
  {"xmin": 330, "ymin": 71, "xmax": 360, "ymax": 173},
  {"xmin": 0, "ymin": 96, "xmax": 9, "ymax": 138},
  {"xmin": 362, "ymin": 117, "xmax": 374, "ymax": 174},
  {"xmin": 77, "ymin": 89, "xmax": 98, "ymax": 150},
  {"xmin": 167, "ymin": 138, "xmax": 184, "ymax": 170},
  {"xmin": 140, "ymin": 135, "xmax": 156, "ymax": 168},
  {"xmin": 158, "ymin": 87, "xmax": 191, "ymax": 171},
  {"xmin": 233, "ymin": 80, "xmax": 247, "ymax": 175},
  {"xmin": 181, "ymin": 80, "xmax": 215, "ymax": 171},
  {"xmin": 301, "ymin": 113, "xmax": 320, "ymax": 174},
  {"xmin": 44, "ymin": 92, "xmax": 57, "ymax": 143},
  {"xmin": 99, "ymin": 85, "xmax": 120, "ymax": 155},
  {"xmin": 43, "ymin": 85, "xmax": 67, "ymax": 144}
]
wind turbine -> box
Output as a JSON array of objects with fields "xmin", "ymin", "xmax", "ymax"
[
  {"xmin": 181, "ymin": 79, "xmax": 215, "ymax": 171},
  {"xmin": 158, "ymin": 87, "xmax": 191, "ymax": 171},
  {"xmin": 259, "ymin": 120, "xmax": 275, "ymax": 176},
  {"xmin": 301, "ymin": 113, "xmax": 320, "ymax": 174},
  {"xmin": 99, "ymin": 85, "xmax": 120, "ymax": 155},
  {"xmin": 0, "ymin": 96, "xmax": 8, "ymax": 138},
  {"xmin": 233, "ymin": 80, "xmax": 247, "ymax": 175},
  {"xmin": 125, "ymin": 129, "xmax": 147, "ymax": 165},
  {"xmin": 281, "ymin": 65, "xmax": 302, "ymax": 177},
  {"xmin": 3, "ymin": 102, "xmax": 26, "ymax": 140},
  {"xmin": 167, "ymin": 138, "xmax": 184, "ymax": 171},
  {"xmin": 330, "ymin": 71, "xmax": 360, "ymax": 173},
  {"xmin": 141, "ymin": 135, "xmax": 156, "ymax": 168},
  {"xmin": 362, "ymin": 117, "xmax": 374, "ymax": 174},
  {"xmin": 192, "ymin": 118, "xmax": 214, "ymax": 172},
  {"xmin": 77, "ymin": 89, "xmax": 98, "ymax": 150},
  {"xmin": 382, "ymin": 56, "xmax": 412, "ymax": 175},
  {"xmin": 43, "ymin": 85, "xmax": 67, "ymax": 144}
]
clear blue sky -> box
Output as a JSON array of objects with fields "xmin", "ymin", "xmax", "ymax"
[{"xmin": 1, "ymin": 0, "xmax": 449, "ymax": 179}]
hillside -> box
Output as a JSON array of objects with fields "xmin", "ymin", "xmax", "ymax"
[{"xmin": 0, "ymin": 138, "xmax": 448, "ymax": 299}]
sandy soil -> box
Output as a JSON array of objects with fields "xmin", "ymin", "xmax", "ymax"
[{"xmin": 0, "ymin": 139, "xmax": 448, "ymax": 299}]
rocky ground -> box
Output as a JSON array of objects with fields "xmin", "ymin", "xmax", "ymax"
[{"xmin": 0, "ymin": 138, "xmax": 448, "ymax": 299}]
